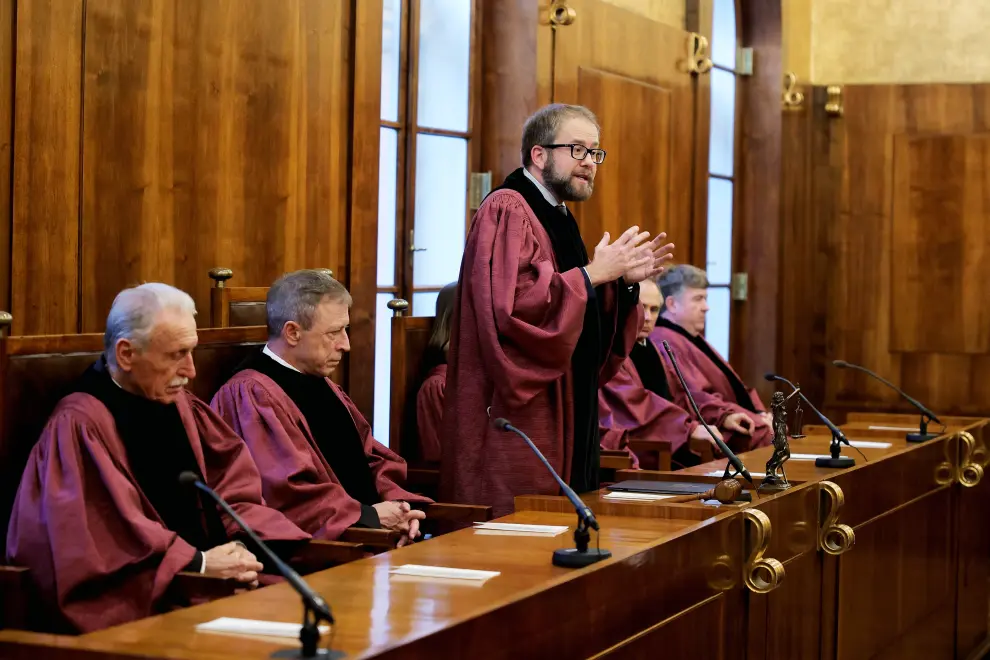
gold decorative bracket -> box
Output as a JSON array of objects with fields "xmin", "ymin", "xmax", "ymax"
[
  {"xmin": 818, "ymin": 481, "xmax": 855, "ymax": 555},
  {"xmin": 683, "ymin": 33, "xmax": 713, "ymax": 75},
  {"xmin": 742, "ymin": 509, "xmax": 785, "ymax": 593},
  {"xmin": 825, "ymin": 85, "xmax": 843, "ymax": 117},
  {"xmin": 957, "ymin": 431, "xmax": 984, "ymax": 488},
  {"xmin": 782, "ymin": 72, "xmax": 805, "ymax": 111},
  {"xmin": 548, "ymin": 1, "xmax": 576, "ymax": 27}
]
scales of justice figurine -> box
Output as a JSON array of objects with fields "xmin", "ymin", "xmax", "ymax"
[{"xmin": 760, "ymin": 390, "xmax": 797, "ymax": 492}]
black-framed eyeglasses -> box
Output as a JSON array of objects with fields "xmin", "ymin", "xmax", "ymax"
[{"xmin": 541, "ymin": 143, "xmax": 607, "ymax": 165}]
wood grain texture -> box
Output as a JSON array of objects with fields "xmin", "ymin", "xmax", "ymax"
[
  {"xmin": 11, "ymin": 0, "xmax": 84, "ymax": 335},
  {"xmin": 0, "ymin": 2, "xmax": 12, "ymax": 315},
  {"xmin": 552, "ymin": 0, "xmax": 696, "ymax": 259}
]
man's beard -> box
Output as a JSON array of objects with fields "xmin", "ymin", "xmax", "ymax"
[{"xmin": 541, "ymin": 158, "xmax": 594, "ymax": 202}]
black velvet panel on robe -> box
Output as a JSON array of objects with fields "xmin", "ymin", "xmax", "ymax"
[
  {"xmin": 657, "ymin": 317, "xmax": 756, "ymax": 413},
  {"xmin": 630, "ymin": 340, "xmax": 674, "ymax": 402},
  {"xmin": 496, "ymin": 168, "xmax": 639, "ymax": 493},
  {"xmin": 237, "ymin": 350, "xmax": 382, "ymax": 527}
]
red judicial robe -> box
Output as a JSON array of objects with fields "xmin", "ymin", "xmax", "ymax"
[
  {"xmin": 6, "ymin": 388, "xmax": 308, "ymax": 633},
  {"xmin": 652, "ymin": 319, "xmax": 771, "ymax": 447},
  {"xmin": 441, "ymin": 169, "xmax": 640, "ymax": 517},
  {"xmin": 416, "ymin": 364, "xmax": 446, "ymax": 463},
  {"xmin": 212, "ymin": 363, "xmax": 429, "ymax": 540}
]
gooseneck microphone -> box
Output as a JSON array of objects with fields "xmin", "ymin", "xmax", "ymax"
[
  {"xmin": 661, "ymin": 341, "xmax": 755, "ymax": 488},
  {"xmin": 178, "ymin": 472, "xmax": 341, "ymax": 659},
  {"xmin": 493, "ymin": 418, "xmax": 611, "ymax": 568},
  {"xmin": 832, "ymin": 360, "xmax": 941, "ymax": 442},
  {"xmin": 764, "ymin": 374, "xmax": 856, "ymax": 469}
]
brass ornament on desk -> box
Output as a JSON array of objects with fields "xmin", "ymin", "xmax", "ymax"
[
  {"xmin": 548, "ymin": 1, "xmax": 576, "ymax": 27},
  {"xmin": 957, "ymin": 431, "xmax": 984, "ymax": 487},
  {"xmin": 825, "ymin": 85, "xmax": 844, "ymax": 117},
  {"xmin": 683, "ymin": 33, "xmax": 713, "ymax": 75},
  {"xmin": 935, "ymin": 437, "xmax": 955, "ymax": 486},
  {"xmin": 818, "ymin": 481, "xmax": 855, "ymax": 555},
  {"xmin": 782, "ymin": 72, "xmax": 805, "ymax": 111},
  {"xmin": 742, "ymin": 509, "xmax": 785, "ymax": 593},
  {"xmin": 760, "ymin": 391, "xmax": 793, "ymax": 492}
]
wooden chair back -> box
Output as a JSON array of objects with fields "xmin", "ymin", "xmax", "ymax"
[
  {"xmin": 0, "ymin": 317, "xmax": 268, "ymax": 553},
  {"xmin": 207, "ymin": 267, "xmax": 335, "ymax": 328}
]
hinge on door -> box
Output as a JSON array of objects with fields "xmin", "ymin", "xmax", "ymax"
[
  {"xmin": 469, "ymin": 171, "xmax": 492, "ymax": 209},
  {"xmin": 737, "ymin": 47, "xmax": 754, "ymax": 76},
  {"xmin": 731, "ymin": 272, "xmax": 748, "ymax": 301}
]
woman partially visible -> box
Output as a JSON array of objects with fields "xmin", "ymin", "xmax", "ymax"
[{"xmin": 416, "ymin": 283, "xmax": 457, "ymax": 463}]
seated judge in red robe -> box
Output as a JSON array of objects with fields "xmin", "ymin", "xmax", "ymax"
[
  {"xmin": 415, "ymin": 282, "xmax": 456, "ymax": 463},
  {"xmin": 600, "ymin": 279, "xmax": 771, "ymax": 470},
  {"xmin": 212, "ymin": 270, "xmax": 430, "ymax": 547},
  {"xmin": 441, "ymin": 103, "xmax": 675, "ymax": 516},
  {"xmin": 652, "ymin": 264, "xmax": 773, "ymax": 433},
  {"xmin": 5, "ymin": 283, "xmax": 309, "ymax": 634}
]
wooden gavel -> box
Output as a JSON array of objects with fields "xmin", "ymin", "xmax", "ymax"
[{"xmin": 666, "ymin": 478, "xmax": 745, "ymax": 504}]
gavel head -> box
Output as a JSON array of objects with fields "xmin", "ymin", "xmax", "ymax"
[{"xmin": 713, "ymin": 479, "xmax": 743, "ymax": 504}]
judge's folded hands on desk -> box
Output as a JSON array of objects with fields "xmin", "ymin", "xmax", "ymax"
[
  {"xmin": 440, "ymin": 103, "xmax": 675, "ymax": 516},
  {"xmin": 211, "ymin": 270, "xmax": 430, "ymax": 547},
  {"xmin": 5, "ymin": 284, "xmax": 310, "ymax": 633}
]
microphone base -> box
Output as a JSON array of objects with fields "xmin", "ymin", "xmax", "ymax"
[
  {"xmin": 271, "ymin": 650, "xmax": 345, "ymax": 659},
  {"xmin": 906, "ymin": 432, "xmax": 939, "ymax": 443},
  {"xmin": 552, "ymin": 547, "xmax": 612, "ymax": 568},
  {"xmin": 815, "ymin": 456, "xmax": 855, "ymax": 469}
]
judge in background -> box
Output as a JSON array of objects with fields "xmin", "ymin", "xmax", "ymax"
[
  {"xmin": 212, "ymin": 269, "xmax": 430, "ymax": 547},
  {"xmin": 416, "ymin": 282, "xmax": 457, "ymax": 464},
  {"xmin": 441, "ymin": 103, "xmax": 675, "ymax": 516},
  {"xmin": 6, "ymin": 284, "xmax": 309, "ymax": 633},
  {"xmin": 600, "ymin": 278, "xmax": 771, "ymax": 469},
  {"xmin": 652, "ymin": 264, "xmax": 773, "ymax": 431}
]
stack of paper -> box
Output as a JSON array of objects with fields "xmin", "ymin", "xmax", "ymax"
[
  {"xmin": 196, "ymin": 617, "xmax": 330, "ymax": 639},
  {"xmin": 868, "ymin": 425, "xmax": 916, "ymax": 432},
  {"xmin": 602, "ymin": 491, "xmax": 676, "ymax": 501},
  {"xmin": 389, "ymin": 564, "xmax": 500, "ymax": 582},
  {"xmin": 845, "ymin": 440, "xmax": 892, "ymax": 449},
  {"xmin": 472, "ymin": 522, "xmax": 569, "ymax": 537}
]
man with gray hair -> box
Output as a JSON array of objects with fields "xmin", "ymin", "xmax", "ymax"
[
  {"xmin": 653, "ymin": 264, "xmax": 773, "ymax": 434},
  {"xmin": 212, "ymin": 269, "xmax": 430, "ymax": 547},
  {"xmin": 6, "ymin": 283, "xmax": 310, "ymax": 633},
  {"xmin": 442, "ymin": 103, "xmax": 675, "ymax": 516}
]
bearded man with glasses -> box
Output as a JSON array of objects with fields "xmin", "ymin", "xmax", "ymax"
[{"xmin": 441, "ymin": 103, "xmax": 675, "ymax": 516}]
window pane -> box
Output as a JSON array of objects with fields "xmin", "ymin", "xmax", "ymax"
[
  {"xmin": 381, "ymin": 0, "xmax": 402, "ymax": 122},
  {"xmin": 373, "ymin": 293, "xmax": 395, "ymax": 447},
  {"xmin": 413, "ymin": 135, "xmax": 467, "ymax": 287},
  {"xmin": 705, "ymin": 286, "xmax": 731, "ymax": 360},
  {"xmin": 377, "ymin": 128, "xmax": 398, "ymax": 287},
  {"xmin": 412, "ymin": 291, "xmax": 440, "ymax": 318},
  {"xmin": 416, "ymin": 0, "xmax": 471, "ymax": 131},
  {"xmin": 706, "ymin": 177, "xmax": 733, "ymax": 285},
  {"xmin": 709, "ymin": 68, "xmax": 736, "ymax": 177},
  {"xmin": 711, "ymin": 0, "xmax": 737, "ymax": 70}
]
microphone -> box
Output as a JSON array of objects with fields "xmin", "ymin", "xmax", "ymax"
[
  {"xmin": 179, "ymin": 472, "xmax": 337, "ymax": 659},
  {"xmin": 763, "ymin": 374, "xmax": 856, "ymax": 469},
  {"xmin": 493, "ymin": 418, "xmax": 611, "ymax": 568},
  {"xmin": 661, "ymin": 341, "xmax": 755, "ymax": 488},
  {"xmin": 832, "ymin": 360, "xmax": 941, "ymax": 442}
]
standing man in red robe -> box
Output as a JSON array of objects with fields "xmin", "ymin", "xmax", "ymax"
[
  {"xmin": 6, "ymin": 283, "xmax": 310, "ymax": 633},
  {"xmin": 652, "ymin": 264, "xmax": 773, "ymax": 431},
  {"xmin": 441, "ymin": 104, "xmax": 675, "ymax": 516},
  {"xmin": 212, "ymin": 270, "xmax": 429, "ymax": 546},
  {"xmin": 600, "ymin": 279, "xmax": 771, "ymax": 469}
]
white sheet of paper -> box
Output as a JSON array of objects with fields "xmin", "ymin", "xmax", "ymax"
[
  {"xmin": 602, "ymin": 491, "xmax": 676, "ymax": 501},
  {"xmin": 472, "ymin": 522, "xmax": 568, "ymax": 536},
  {"xmin": 845, "ymin": 440, "xmax": 892, "ymax": 449},
  {"xmin": 196, "ymin": 617, "xmax": 330, "ymax": 639},
  {"xmin": 868, "ymin": 425, "xmax": 916, "ymax": 432},
  {"xmin": 790, "ymin": 453, "xmax": 836, "ymax": 461},
  {"xmin": 705, "ymin": 471, "xmax": 767, "ymax": 479},
  {"xmin": 389, "ymin": 564, "xmax": 500, "ymax": 582}
]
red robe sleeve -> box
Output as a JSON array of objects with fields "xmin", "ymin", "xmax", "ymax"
[
  {"xmin": 6, "ymin": 396, "xmax": 202, "ymax": 633},
  {"xmin": 416, "ymin": 365, "xmax": 446, "ymax": 463}
]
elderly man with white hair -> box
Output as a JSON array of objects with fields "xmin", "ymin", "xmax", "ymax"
[{"xmin": 6, "ymin": 283, "xmax": 309, "ymax": 634}]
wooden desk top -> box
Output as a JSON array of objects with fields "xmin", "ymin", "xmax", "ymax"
[{"xmin": 0, "ymin": 511, "xmax": 709, "ymax": 660}]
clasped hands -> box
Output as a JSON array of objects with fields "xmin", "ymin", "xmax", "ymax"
[
  {"xmin": 691, "ymin": 412, "xmax": 772, "ymax": 452},
  {"xmin": 372, "ymin": 500, "xmax": 426, "ymax": 547},
  {"xmin": 584, "ymin": 226, "xmax": 676, "ymax": 287}
]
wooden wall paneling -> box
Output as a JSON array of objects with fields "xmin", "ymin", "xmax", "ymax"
[
  {"xmin": 345, "ymin": 0, "xmax": 383, "ymax": 420},
  {"xmin": 11, "ymin": 0, "xmax": 84, "ymax": 335},
  {"xmin": 479, "ymin": 0, "xmax": 539, "ymax": 184},
  {"xmin": 731, "ymin": 0, "xmax": 782, "ymax": 402},
  {"xmin": 686, "ymin": 0, "xmax": 711, "ymax": 269},
  {"xmin": 0, "ymin": 2, "xmax": 12, "ymax": 315}
]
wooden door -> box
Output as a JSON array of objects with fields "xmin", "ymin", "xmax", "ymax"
[{"xmin": 547, "ymin": 0, "xmax": 701, "ymax": 261}]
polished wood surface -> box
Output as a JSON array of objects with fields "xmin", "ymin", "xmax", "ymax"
[{"xmin": 0, "ymin": 1, "xmax": 11, "ymax": 316}]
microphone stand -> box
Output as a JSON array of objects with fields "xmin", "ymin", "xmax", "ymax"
[
  {"xmin": 494, "ymin": 419, "xmax": 611, "ymax": 568},
  {"xmin": 832, "ymin": 360, "xmax": 941, "ymax": 442},
  {"xmin": 764, "ymin": 375, "xmax": 855, "ymax": 469},
  {"xmin": 179, "ymin": 472, "xmax": 343, "ymax": 659}
]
